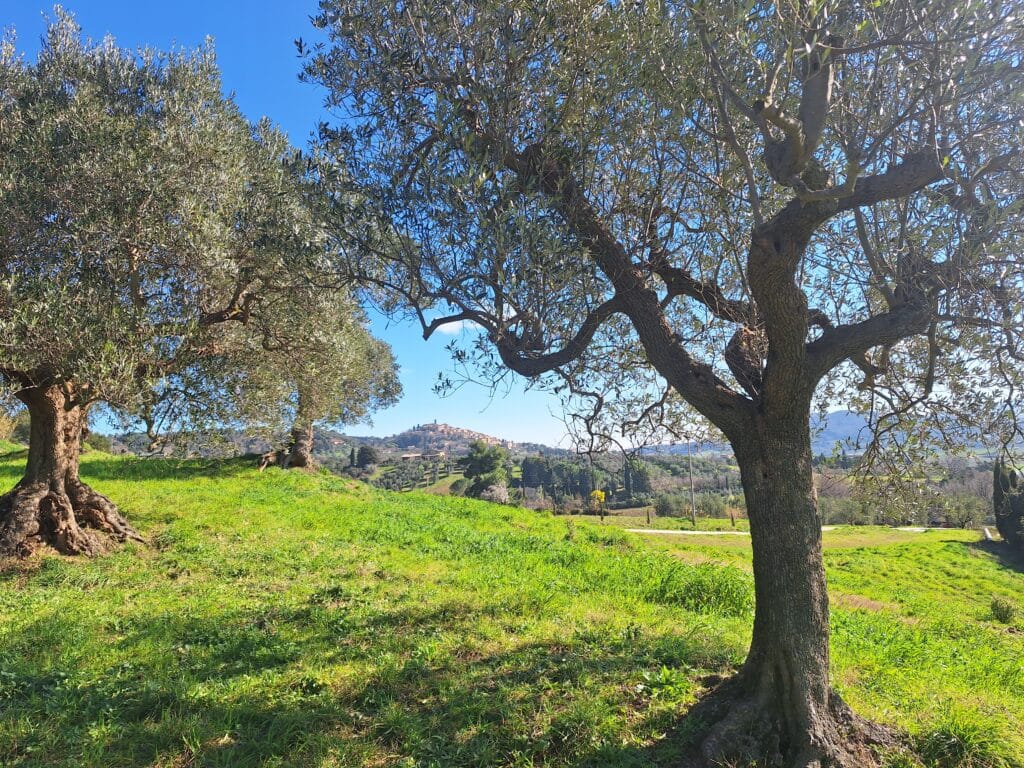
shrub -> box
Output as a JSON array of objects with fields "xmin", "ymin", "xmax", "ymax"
[
  {"xmin": 555, "ymin": 496, "xmax": 584, "ymax": 514},
  {"xmin": 84, "ymin": 433, "xmax": 113, "ymax": 453},
  {"xmin": 819, "ymin": 497, "xmax": 865, "ymax": 525},
  {"xmin": 357, "ymin": 445, "xmax": 382, "ymax": 468},
  {"xmin": 990, "ymin": 596, "xmax": 1017, "ymax": 625},
  {"xmin": 654, "ymin": 493, "xmax": 683, "ymax": 518},
  {"xmin": 0, "ymin": 410, "xmax": 15, "ymax": 442},
  {"xmin": 522, "ymin": 492, "xmax": 553, "ymax": 511},
  {"xmin": 342, "ymin": 466, "xmax": 371, "ymax": 480},
  {"xmin": 696, "ymin": 492, "xmax": 726, "ymax": 517},
  {"xmin": 945, "ymin": 495, "xmax": 986, "ymax": 529},
  {"xmin": 479, "ymin": 484, "xmax": 510, "ymax": 504},
  {"xmin": 468, "ymin": 468, "xmax": 509, "ymax": 497}
]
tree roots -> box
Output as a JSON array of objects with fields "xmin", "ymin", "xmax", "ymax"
[
  {"xmin": 681, "ymin": 676, "xmax": 900, "ymax": 768},
  {"xmin": 0, "ymin": 481, "xmax": 143, "ymax": 557}
]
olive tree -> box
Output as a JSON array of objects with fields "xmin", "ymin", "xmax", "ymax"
[
  {"xmin": 0, "ymin": 15, "xmax": 337, "ymax": 555},
  {"xmin": 305, "ymin": 1, "xmax": 1024, "ymax": 765},
  {"xmin": 238, "ymin": 292, "xmax": 401, "ymax": 469}
]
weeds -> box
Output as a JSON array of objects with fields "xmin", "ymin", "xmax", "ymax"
[{"xmin": 916, "ymin": 712, "xmax": 1012, "ymax": 768}]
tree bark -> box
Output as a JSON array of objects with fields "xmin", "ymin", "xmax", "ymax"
[
  {"xmin": 692, "ymin": 413, "xmax": 893, "ymax": 767},
  {"xmin": 285, "ymin": 421, "xmax": 315, "ymax": 469},
  {"xmin": 0, "ymin": 383, "xmax": 141, "ymax": 557}
]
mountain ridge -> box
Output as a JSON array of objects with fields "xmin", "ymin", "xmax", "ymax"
[{"xmin": 642, "ymin": 410, "xmax": 871, "ymax": 456}]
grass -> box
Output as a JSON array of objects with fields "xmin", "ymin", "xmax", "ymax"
[
  {"xmin": 421, "ymin": 470, "xmax": 466, "ymax": 494},
  {"xmin": 561, "ymin": 512, "xmax": 751, "ymax": 531},
  {"xmin": 914, "ymin": 711, "xmax": 1015, "ymax": 768},
  {"xmin": 0, "ymin": 447, "xmax": 1022, "ymax": 767}
]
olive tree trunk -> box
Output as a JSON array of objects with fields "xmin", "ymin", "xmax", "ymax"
[
  {"xmin": 0, "ymin": 383, "xmax": 141, "ymax": 557},
  {"xmin": 693, "ymin": 413, "xmax": 890, "ymax": 767},
  {"xmin": 285, "ymin": 421, "xmax": 315, "ymax": 469}
]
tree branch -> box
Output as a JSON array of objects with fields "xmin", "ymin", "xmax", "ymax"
[
  {"xmin": 421, "ymin": 311, "xmax": 486, "ymax": 339},
  {"xmin": 805, "ymin": 301, "xmax": 932, "ymax": 384},
  {"xmin": 651, "ymin": 261, "xmax": 752, "ymax": 325},
  {"xmin": 837, "ymin": 150, "xmax": 945, "ymax": 211},
  {"xmin": 458, "ymin": 106, "xmax": 753, "ymax": 437},
  {"xmin": 493, "ymin": 296, "xmax": 625, "ymax": 377}
]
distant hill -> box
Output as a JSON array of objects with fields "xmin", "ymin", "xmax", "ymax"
[
  {"xmin": 643, "ymin": 410, "xmax": 871, "ymax": 457},
  {"xmin": 111, "ymin": 421, "xmax": 570, "ymax": 460},
  {"xmin": 329, "ymin": 421, "xmax": 570, "ymax": 458},
  {"xmin": 109, "ymin": 411, "xmax": 874, "ymax": 461},
  {"xmin": 810, "ymin": 410, "xmax": 871, "ymax": 454}
]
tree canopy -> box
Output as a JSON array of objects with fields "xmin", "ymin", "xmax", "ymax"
[
  {"xmin": 458, "ymin": 439, "xmax": 511, "ymax": 496},
  {"xmin": 307, "ymin": 0, "xmax": 1023, "ymax": 449},
  {"xmin": 1, "ymin": 14, "xmax": 328, "ymax": 417},
  {"xmin": 234, "ymin": 290, "xmax": 401, "ymax": 468}
]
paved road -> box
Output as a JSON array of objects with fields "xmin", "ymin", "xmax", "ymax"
[{"xmin": 625, "ymin": 525, "xmax": 929, "ymax": 536}]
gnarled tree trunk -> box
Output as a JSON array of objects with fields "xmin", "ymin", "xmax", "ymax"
[
  {"xmin": 258, "ymin": 419, "xmax": 315, "ymax": 471},
  {"xmin": 692, "ymin": 413, "xmax": 893, "ymax": 767},
  {"xmin": 286, "ymin": 420, "xmax": 315, "ymax": 469},
  {"xmin": 0, "ymin": 383, "xmax": 141, "ymax": 557}
]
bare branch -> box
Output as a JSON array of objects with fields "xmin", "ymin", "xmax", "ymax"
[
  {"xmin": 493, "ymin": 296, "xmax": 625, "ymax": 377},
  {"xmin": 806, "ymin": 301, "xmax": 933, "ymax": 384}
]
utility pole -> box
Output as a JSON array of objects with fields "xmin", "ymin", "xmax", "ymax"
[{"xmin": 687, "ymin": 442, "xmax": 697, "ymax": 528}]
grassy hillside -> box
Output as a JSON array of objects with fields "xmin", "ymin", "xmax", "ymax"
[{"xmin": 0, "ymin": 446, "xmax": 1022, "ymax": 768}]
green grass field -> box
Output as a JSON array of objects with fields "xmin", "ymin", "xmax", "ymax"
[
  {"xmin": 561, "ymin": 512, "xmax": 751, "ymax": 531},
  {"xmin": 1, "ymin": 446, "xmax": 1022, "ymax": 767}
]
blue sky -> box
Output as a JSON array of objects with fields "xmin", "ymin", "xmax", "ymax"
[{"xmin": 2, "ymin": 1, "xmax": 571, "ymax": 446}]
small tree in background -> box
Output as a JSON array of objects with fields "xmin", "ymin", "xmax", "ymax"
[
  {"xmin": 480, "ymin": 484, "xmax": 510, "ymax": 504},
  {"xmin": 238, "ymin": 293, "xmax": 400, "ymax": 470},
  {"xmin": 627, "ymin": 459, "xmax": 652, "ymax": 496},
  {"xmin": 356, "ymin": 445, "xmax": 381, "ymax": 469},
  {"xmin": 696, "ymin": 492, "xmax": 728, "ymax": 519},
  {"xmin": 654, "ymin": 493, "xmax": 682, "ymax": 519},
  {"xmin": 459, "ymin": 440, "xmax": 510, "ymax": 497}
]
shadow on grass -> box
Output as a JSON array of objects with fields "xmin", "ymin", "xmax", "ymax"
[
  {"xmin": 0, "ymin": 597, "xmax": 728, "ymax": 767},
  {"xmin": 966, "ymin": 538, "xmax": 1024, "ymax": 573},
  {"xmin": 78, "ymin": 454, "xmax": 257, "ymax": 483},
  {"xmin": 343, "ymin": 636, "xmax": 711, "ymax": 768},
  {"xmin": 0, "ymin": 448, "xmax": 256, "ymax": 486},
  {"xmin": 0, "ymin": 449, "xmax": 29, "ymax": 485}
]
